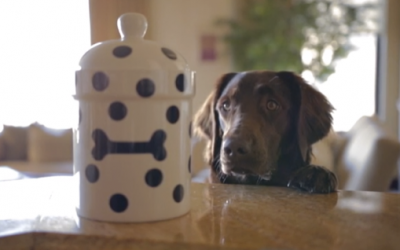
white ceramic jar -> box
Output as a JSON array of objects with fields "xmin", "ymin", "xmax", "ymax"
[{"xmin": 73, "ymin": 13, "xmax": 194, "ymax": 222}]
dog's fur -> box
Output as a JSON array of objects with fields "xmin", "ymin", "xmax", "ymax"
[{"xmin": 192, "ymin": 70, "xmax": 337, "ymax": 193}]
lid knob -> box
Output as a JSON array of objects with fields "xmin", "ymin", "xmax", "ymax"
[{"xmin": 117, "ymin": 13, "xmax": 148, "ymax": 40}]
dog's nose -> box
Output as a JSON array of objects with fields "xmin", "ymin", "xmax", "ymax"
[{"xmin": 223, "ymin": 138, "xmax": 249, "ymax": 158}]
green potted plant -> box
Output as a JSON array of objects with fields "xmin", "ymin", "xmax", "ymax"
[{"xmin": 216, "ymin": 0, "xmax": 378, "ymax": 83}]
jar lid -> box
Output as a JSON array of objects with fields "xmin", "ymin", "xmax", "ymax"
[
  {"xmin": 75, "ymin": 13, "xmax": 194, "ymax": 100},
  {"xmin": 79, "ymin": 13, "xmax": 188, "ymax": 71}
]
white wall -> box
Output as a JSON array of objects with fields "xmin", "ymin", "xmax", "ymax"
[{"xmin": 147, "ymin": 0, "xmax": 235, "ymax": 174}]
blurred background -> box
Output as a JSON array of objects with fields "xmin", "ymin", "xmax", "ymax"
[{"xmin": 0, "ymin": 0, "xmax": 399, "ymax": 192}]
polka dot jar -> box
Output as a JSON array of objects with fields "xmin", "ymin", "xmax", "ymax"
[{"xmin": 73, "ymin": 13, "xmax": 195, "ymax": 223}]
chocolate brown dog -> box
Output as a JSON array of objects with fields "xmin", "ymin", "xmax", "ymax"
[{"xmin": 192, "ymin": 70, "xmax": 337, "ymax": 193}]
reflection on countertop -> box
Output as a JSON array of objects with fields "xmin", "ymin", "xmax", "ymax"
[{"xmin": 1, "ymin": 176, "xmax": 400, "ymax": 250}]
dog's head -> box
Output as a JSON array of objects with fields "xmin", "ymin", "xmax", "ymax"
[{"xmin": 193, "ymin": 71, "xmax": 333, "ymax": 181}]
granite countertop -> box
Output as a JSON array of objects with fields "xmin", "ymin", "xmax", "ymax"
[{"xmin": 1, "ymin": 176, "xmax": 400, "ymax": 250}]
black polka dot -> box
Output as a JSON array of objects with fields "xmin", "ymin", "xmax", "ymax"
[
  {"xmin": 175, "ymin": 74, "xmax": 185, "ymax": 92},
  {"xmin": 136, "ymin": 79, "xmax": 155, "ymax": 97},
  {"xmin": 189, "ymin": 121, "xmax": 192, "ymax": 138},
  {"xmin": 110, "ymin": 194, "xmax": 128, "ymax": 213},
  {"xmin": 161, "ymin": 47, "xmax": 177, "ymax": 60},
  {"xmin": 113, "ymin": 46, "xmax": 132, "ymax": 58},
  {"xmin": 188, "ymin": 156, "xmax": 191, "ymax": 173},
  {"xmin": 145, "ymin": 169, "xmax": 163, "ymax": 187},
  {"xmin": 166, "ymin": 106, "xmax": 180, "ymax": 124},
  {"xmin": 109, "ymin": 102, "xmax": 127, "ymax": 121},
  {"xmin": 173, "ymin": 184, "xmax": 184, "ymax": 203},
  {"xmin": 85, "ymin": 164, "xmax": 99, "ymax": 183},
  {"xmin": 92, "ymin": 72, "xmax": 109, "ymax": 91}
]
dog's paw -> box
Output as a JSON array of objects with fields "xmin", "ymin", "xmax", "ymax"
[{"xmin": 287, "ymin": 165, "xmax": 337, "ymax": 194}]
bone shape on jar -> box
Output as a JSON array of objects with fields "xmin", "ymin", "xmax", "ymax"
[{"xmin": 91, "ymin": 129, "xmax": 167, "ymax": 161}]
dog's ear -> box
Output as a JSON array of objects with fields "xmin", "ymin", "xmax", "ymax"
[
  {"xmin": 192, "ymin": 72, "xmax": 237, "ymax": 165},
  {"xmin": 192, "ymin": 91, "xmax": 215, "ymax": 141},
  {"xmin": 277, "ymin": 71, "xmax": 333, "ymax": 163},
  {"xmin": 192, "ymin": 72, "xmax": 237, "ymax": 140}
]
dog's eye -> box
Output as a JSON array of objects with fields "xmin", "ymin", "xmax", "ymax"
[
  {"xmin": 266, "ymin": 101, "xmax": 278, "ymax": 110},
  {"xmin": 222, "ymin": 100, "xmax": 231, "ymax": 111}
]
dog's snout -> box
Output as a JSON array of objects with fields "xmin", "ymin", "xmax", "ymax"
[{"xmin": 223, "ymin": 137, "xmax": 250, "ymax": 158}]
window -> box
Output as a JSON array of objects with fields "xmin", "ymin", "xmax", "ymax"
[
  {"xmin": 0, "ymin": 0, "xmax": 90, "ymax": 130},
  {"xmin": 299, "ymin": 0, "xmax": 380, "ymax": 132},
  {"xmin": 312, "ymin": 34, "xmax": 377, "ymax": 132}
]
